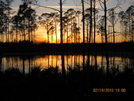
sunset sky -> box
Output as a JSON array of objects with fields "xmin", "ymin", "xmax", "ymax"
[{"xmin": 2, "ymin": 0, "xmax": 134, "ymax": 43}]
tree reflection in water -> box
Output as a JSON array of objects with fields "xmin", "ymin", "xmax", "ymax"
[{"xmin": 0, "ymin": 54, "xmax": 134, "ymax": 73}]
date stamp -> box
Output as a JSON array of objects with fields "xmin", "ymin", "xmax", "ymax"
[{"xmin": 93, "ymin": 88, "xmax": 126, "ymax": 93}]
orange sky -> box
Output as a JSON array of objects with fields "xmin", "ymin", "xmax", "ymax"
[
  {"xmin": 9, "ymin": 0, "xmax": 134, "ymax": 43},
  {"xmin": 35, "ymin": 25, "xmax": 124, "ymax": 44}
]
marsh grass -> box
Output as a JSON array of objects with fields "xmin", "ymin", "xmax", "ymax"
[{"xmin": 0, "ymin": 65, "xmax": 134, "ymax": 101}]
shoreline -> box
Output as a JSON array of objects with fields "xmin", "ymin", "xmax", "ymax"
[{"xmin": 0, "ymin": 51, "xmax": 133, "ymax": 58}]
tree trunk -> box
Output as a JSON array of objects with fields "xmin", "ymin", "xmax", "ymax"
[
  {"xmin": 104, "ymin": 0, "xmax": 109, "ymax": 76},
  {"xmin": 94, "ymin": 0, "xmax": 97, "ymax": 70},
  {"xmin": 82, "ymin": 0, "xmax": 85, "ymax": 72},
  {"xmin": 112, "ymin": 23, "xmax": 115, "ymax": 43},
  {"xmin": 60, "ymin": 0, "xmax": 65, "ymax": 77},
  {"xmin": 22, "ymin": 57, "xmax": 25, "ymax": 75},
  {"xmin": 82, "ymin": 0, "xmax": 85, "ymax": 44},
  {"xmin": 87, "ymin": 0, "xmax": 93, "ymax": 68},
  {"xmin": 55, "ymin": 20, "xmax": 57, "ymax": 44}
]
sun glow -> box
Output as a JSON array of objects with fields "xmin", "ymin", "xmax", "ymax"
[
  {"xmin": 35, "ymin": 26, "xmax": 61, "ymax": 43},
  {"xmin": 35, "ymin": 25, "xmax": 123, "ymax": 44}
]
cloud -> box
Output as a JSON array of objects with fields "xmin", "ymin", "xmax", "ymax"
[
  {"xmin": 32, "ymin": 5, "xmax": 80, "ymax": 8},
  {"xmin": 11, "ymin": 7, "xmax": 19, "ymax": 11},
  {"xmin": 31, "ymin": 5, "xmax": 89, "ymax": 10},
  {"xmin": 11, "ymin": 5, "xmax": 84, "ymax": 13},
  {"xmin": 127, "ymin": 0, "xmax": 134, "ymax": 4},
  {"xmin": 117, "ymin": 0, "xmax": 134, "ymax": 11}
]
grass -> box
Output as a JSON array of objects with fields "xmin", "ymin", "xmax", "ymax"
[{"xmin": 0, "ymin": 66, "xmax": 134, "ymax": 101}]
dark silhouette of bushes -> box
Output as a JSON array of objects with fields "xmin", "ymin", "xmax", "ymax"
[
  {"xmin": 1, "ymin": 42, "xmax": 134, "ymax": 53},
  {"xmin": 0, "ymin": 66, "xmax": 134, "ymax": 101}
]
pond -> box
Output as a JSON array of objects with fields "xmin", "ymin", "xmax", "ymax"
[{"xmin": 0, "ymin": 52, "xmax": 134, "ymax": 73}]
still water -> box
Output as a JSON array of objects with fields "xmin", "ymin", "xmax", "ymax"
[{"xmin": 0, "ymin": 54, "xmax": 134, "ymax": 73}]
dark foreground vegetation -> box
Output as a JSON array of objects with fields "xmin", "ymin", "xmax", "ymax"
[{"xmin": 0, "ymin": 66, "xmax": 134, "ymax": 101}]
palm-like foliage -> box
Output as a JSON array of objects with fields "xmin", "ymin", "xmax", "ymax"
[
  {"xmin": 11, "ymin": 15, "xmax": 19, "ymax": 42},
  {"xmin": 97, "ymin": 16, "xmax": 105, "ymax": 43},
  {"xmin": 63, "ymin": 8, "xmax": 77, "ymax": 43},
  {"xmin": 0, "ymin": 0, "xmax": 14, "ymax": 42},
  {"xmin": 72, "ymin": 23, "xmax": 80, "ymax": 43},
  {"xmin": 108, "ymin": 8, "xmax": 119, "ymax": 43},
  {"xmin": 0, "ymin": 7, "xmax": 7, "ymax": 42},
  {"xmin": 118, "ymin": 11, "xmax": 127, "ymax": 42},
  {"xmin": 125, "ymin": 5, "xmax": 134, "ymax": 42},
  {"xmin": 118, "ymin": 5, "xmax": 134, "ymax": 42},
  {"xmin": 63, "ymin": 9, "xmax": 81, "ymax": 43},
  {"xmin": 75, "ymin": 11, "xmax": 81, "ymax": 43},
  {"xmin": 12, "ymin": 2, "xmax": 37, "ymax": 42},
  {"xmin": 51, "ymin": 12, "xmax": 60, "ymax": 43},
  {"xmin": 38, "ymin": 12, "xmax": 55, "ymax": 43}
]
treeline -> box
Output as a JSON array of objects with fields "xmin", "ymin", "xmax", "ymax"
[
  {"xmin": 0, "ymin": 0, "xmax": 134, "ymax": 44},
  {"xmin": 0, "ymin": 1, "xmax": 37, "ymax": 43},
  {"xmin": 1, "ymin": 41, "xmax": 134, "ymax": 53}
]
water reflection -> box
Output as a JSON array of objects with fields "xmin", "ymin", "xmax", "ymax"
[{"xmin": 0, "ymin": 55, "xmax": 134, "ymax": 73}]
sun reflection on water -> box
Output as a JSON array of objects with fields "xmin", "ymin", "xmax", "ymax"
[{"xmin": 0, "ymin": 55, "xmax": 134, "ymax": 73}]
